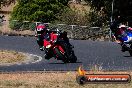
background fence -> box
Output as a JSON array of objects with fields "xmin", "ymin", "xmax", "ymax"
[{"xmin": 8, "ymin": 20, "xmax": 111, "ymax": 41}]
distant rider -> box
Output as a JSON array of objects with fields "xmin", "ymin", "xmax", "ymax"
[{"xmin": 114, "ymin": 24, "xmax": 131, "ymax": 52}]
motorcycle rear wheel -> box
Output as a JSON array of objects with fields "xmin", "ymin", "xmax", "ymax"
[
  {"xmin": 60, "ymin": 42, "xmax": 77, "ymax": 63},
  {"xmin": 54, "ymin": 48, "xmax": 69, "ymax": 63},
  {"xmin": 69, "ymin": 53, "xmax": 77, "ymax": 63}
]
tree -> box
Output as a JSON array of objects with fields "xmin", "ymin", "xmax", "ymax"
[
  {"xmin": 83, "ymin": 0, "xmax": 132, "ymax": 27},
  {"xmin": 85, "ymin": 0, "xmax": 132, "ymax": 19},
  {"xmin": 11, "ymin": 0, "xmax": 70, "ymax": 22}
]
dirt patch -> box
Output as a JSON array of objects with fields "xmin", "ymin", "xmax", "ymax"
[
  {"xmin": 0, "ymin": 50, "xmax": 42, "ymax": 66},
  {"xmin": 0, "ymin": 71, "xmax": 131, "ymax": 88},
  {"xmin": 0, "ymin": 50, "xmax": 25, "ymax": 64}
]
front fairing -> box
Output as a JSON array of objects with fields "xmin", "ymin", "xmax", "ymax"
[{"xmin": 121, "ymin": 31, "xmax": 132, "ymax": 42}]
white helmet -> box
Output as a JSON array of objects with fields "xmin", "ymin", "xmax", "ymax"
[{"xmin": 119, "ymin": 25, "xmax": 126, "ymax": 28}]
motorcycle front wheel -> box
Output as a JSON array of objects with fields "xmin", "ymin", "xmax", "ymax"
[{"xmin": 128, "ymin": 44, "xmax": 132, "ymax": 56}]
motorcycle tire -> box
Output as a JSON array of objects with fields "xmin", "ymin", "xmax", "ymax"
[
  {"xmin": 70, "ymin": 52, "xmax": 77, "ymax": 63},
  {"xmin": 129, "ymin": 44, "xmax": 132, "ymax": 56},
  {"xmin": 54, "ymin": 48, "xmax": 69, "ymax": 63},
  {"xmin": 60, "ymin": 42, "xmax": 77, "ymax": 63}
]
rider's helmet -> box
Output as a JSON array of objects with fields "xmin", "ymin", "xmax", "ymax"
[
  {"xmin": 117, "ymin": 24, "xmax": 127, "ymax": 36},
  {"xmin": 118, "ymin": 24, "xmax": 126, "ymax": 28},
  {"xmin": 36, "ymin": 24, "xmax": 47, "ymax": 35},
  {"xmin": 118, "ymin": 24, "xmax": 127, "ymax": 31}
]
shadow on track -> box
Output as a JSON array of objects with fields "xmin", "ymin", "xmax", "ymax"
[
  {"xmin": 124, "ymin": 55, "xmax": 132, "ymax": 57},
  {"xmin": 48, "ymin": 61, "xmax": 82, "ymax": 64}
]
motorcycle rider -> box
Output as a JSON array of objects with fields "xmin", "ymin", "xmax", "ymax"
[
  {"xmin": 35, "ymin": 23, "xmax": 73, "ymax": 59},
  {"xmin": 35, "ymin": 23, "xmax": 48, "ymax": 51},
  {"xmin": 35, "ymin": 23, "xmax": 52, "ymax": 59},
  {"xmin": 116, "ymin": 24, "xmax": 127, "ymax": 41},
  {"xmin": 115, "ymin": 24, "xmax": 130, "ymax": 52},
  {"xmin": 110, "ymin": 16, "xmax": 129, "ymax": 41},
  {"xmin": 110, "ymin": 16, "xmax": 129, "ymax": 51}
]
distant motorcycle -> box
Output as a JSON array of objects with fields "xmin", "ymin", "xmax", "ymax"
[
  {"xmin": 117, "ymin": 25, "xmax": 132, "ymax": 56},
  {"xmin": 43, "ymin": 28, "xmax": 77, "ymax": 63}
]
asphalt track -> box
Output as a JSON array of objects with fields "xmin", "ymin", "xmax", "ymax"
[{"xmin": 0, "ymin": 35, "xmax": 132, "ymax": 72}]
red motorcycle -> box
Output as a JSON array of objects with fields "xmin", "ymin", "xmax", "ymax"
[{"xmin": 43, "ymin": 28, "xmax": 77, "ymax": 63}]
